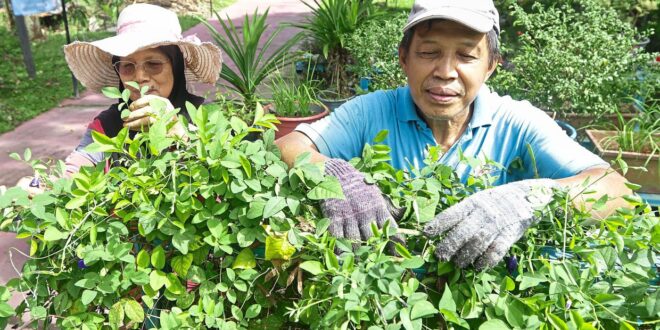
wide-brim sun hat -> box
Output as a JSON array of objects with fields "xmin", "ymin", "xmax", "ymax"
[
  {"xmin": 63, "ymin": 3, "xmax": 222, "ymax": 93},
  {"xmin": 403, "ymin": 0, "xmax": 500, "ymax": 35}
]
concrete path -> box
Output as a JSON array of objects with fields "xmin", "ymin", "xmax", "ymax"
[{"xmin": 0, "ymin": 0, "xmax": 312, "ymax": 318}]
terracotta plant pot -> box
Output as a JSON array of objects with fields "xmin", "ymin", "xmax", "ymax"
[
  {"xmin": 586, "ymin": 129, "xmax": 659, "ymax": 194},
  {"xmin": 545, "ymin": 111, "xmax": 638, "ymax": 132},
  {"xmin": 266, "ymin": 103, "xmax": 330, "ymax": 140}
]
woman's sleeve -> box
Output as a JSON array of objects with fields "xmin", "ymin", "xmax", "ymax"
[{"xmin": 64, "ymin": 119, "xmax": 106, "ymax": 176}]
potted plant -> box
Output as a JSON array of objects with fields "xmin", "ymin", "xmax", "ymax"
[
  {"xmin": 489, "ymin": 0, "xmax": 658, "ymax": 132},
  {"xmin": 586, "ymin": 99, "xmax": 659, "ymax": 193},
  {"xmin": 266, "ymin": 71, "xmax": 330, "ymax": 139},
  {"xmin": 293, "ymin": 0, "xmax": 377, "ymax": 110},
  {"xmin": 201, "ymin": 8, "xmax": 303, "ymax": 120}
]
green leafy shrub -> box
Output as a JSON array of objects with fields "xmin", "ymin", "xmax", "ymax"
[
  {"xmin": 294, "ymin": 0, "xmax": 377, "ymax": 98},
  {"xmin": 268, "ymin": 70, "xmax": 323, "ymax": 118},
  {"xmin": 0, "ymin": 98, "xmax": 658, "ymax": 329},
  {"xmin": 490, "ymin": 0, "xmax": 658, "ymax": 116},
  {"xmin": 346, "ymin": 11, "xmax": 408, "ymax": 91}
]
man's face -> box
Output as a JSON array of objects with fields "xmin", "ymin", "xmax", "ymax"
[{"xmin": 399, "ymin": 20, "xmax": 495, "ymax": 122}]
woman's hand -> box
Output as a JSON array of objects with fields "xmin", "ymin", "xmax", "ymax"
[
  {"xmin": 123, "ymin": 95, "xmax": 185, "ymax": 138},
  {"xmin": 16, "ymin": 176, "xmax": 46, "ymax": 198}
]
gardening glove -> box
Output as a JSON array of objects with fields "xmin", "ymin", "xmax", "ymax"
[
  {"xmin": 321, "ymin": 159, "xmax": 404, "ymax": 244},
  {"xmin": 123, "ymin": 95, "xmax": 185, "ymax": 138},
  {"xmin": 423, "ymin": 179, "xmax": 558, "ymax": 270},
  {"xmin": 16, "ymin": 175, "xmax": 46, "ymax": 198}
]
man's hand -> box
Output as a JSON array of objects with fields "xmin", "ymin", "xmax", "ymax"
[
  {"xmin": 123, "ymin": 95, "xmax": 185, "ymax": 138},
  {"xmin": 321, "ymin": 159, "xmax": 403, "ymax": 242},
  {"xmin": 423, "ymin": 179, "xmax": 558, "ymax": 270}
]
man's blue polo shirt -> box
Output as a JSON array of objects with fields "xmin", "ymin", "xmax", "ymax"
[{"xmin": 296, "ymin": 85, "xmax": 606, "ymax": 185}]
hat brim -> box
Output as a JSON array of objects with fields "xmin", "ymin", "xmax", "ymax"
[
  {"xmin": 63, "ymin": 31, "xmax": 222, "ymax": 93},
  {"xmin": 403, "ymin": 7, "xmax": 494, "ymax": 34}
]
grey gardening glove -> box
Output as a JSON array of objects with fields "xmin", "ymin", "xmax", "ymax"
[
  {"xmin": 321, "ymin": 159, "xmax": 404, "ymax": 243},
  {"xmin": 423, "ymin": 179, "xmax": 558, "ymax": 270}
]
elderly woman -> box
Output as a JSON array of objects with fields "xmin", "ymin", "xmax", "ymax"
[{"xmin": 18, "ymin": 3, "xmax": 222, "ymax": 194}]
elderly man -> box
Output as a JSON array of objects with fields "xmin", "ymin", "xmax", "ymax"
[{"xmin": 275, "ymin": 0, "xmax": 631, "ymax": 269}]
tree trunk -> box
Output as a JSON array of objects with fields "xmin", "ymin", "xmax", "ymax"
[{"xmin": 3, "ymin": 0, "xmax": 15, "ymax": 29}]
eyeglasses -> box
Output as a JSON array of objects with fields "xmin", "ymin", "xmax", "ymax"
[{"xmin": 113, "ymin": 59, "xmax": 169, "ymax": 77}]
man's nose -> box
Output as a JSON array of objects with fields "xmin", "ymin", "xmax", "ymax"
[{"xmin": 433, "ymin": 56, "xmax": 459, "ymax": 80}]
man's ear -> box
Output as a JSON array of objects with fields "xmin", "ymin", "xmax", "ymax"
[
  {"xmin": 485, "ymin": 60, "xmax": 497, "ymax": 81},
  {"xmin": 398, "ymin": 47, "xmax": 408, "ymax": 72}
]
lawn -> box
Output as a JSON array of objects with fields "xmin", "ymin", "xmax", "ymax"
[{"xmin": 0, "ymin": 28, "xmax": 112, "ymax": 134}]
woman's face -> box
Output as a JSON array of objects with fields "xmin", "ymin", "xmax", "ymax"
[{"xmin": 114, "ymin": 48, "xmax": 174, "ymax": 101}]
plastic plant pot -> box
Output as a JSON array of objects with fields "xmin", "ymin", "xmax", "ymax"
[
  {"xmin": 359, "ymin": 77, "xmax": 371, "ymax": 91},
  {"xmin": 555, "ymin": 119, "xmax": 577, "ymax": 141}
]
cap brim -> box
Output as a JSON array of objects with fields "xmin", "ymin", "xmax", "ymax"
[{"xmin": 403, "ymin": 7, "xmax": 493, "ymax": 33}]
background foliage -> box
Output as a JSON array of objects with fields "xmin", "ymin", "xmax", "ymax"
[{"xmin": 489, "ymin": 0, "xmax": 659, "ymax": 116}]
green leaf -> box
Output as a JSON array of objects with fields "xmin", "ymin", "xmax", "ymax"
[
  {"xmin": 294, "ymin": 152, "xmax": 312, "ymax": 167},
  {"xmin": 30, "ymin": 306, "xmax": 47, "ymax": 319},
  {"xmin": 504, "ymin": 300, "xmax": 525, "ymax": 328},
  {"xmin": 299, "ymin": 261, "xmax": 324, "ymax": 275},
  {"xmin": 519, "ymin": 274, "xmax": 548, "ymax": 290},
  {"xmin": 171, "ymin": 254, "xmax": 194, "ymax": 277},
  {"xmin": 0, "ymin": 302, "xmax": 15, "ymax": 317},
  {"xmin": 239, "ymin": 155, "xmax": 252, "ymax": 178},
  {"xmin": 172, "ymin": 228, "xmax": 195, "ymax": 254},
  {"xmin": 109, "ymin": 301, "xmax": 124, "ymax": 327},
  {"xmin": 136, "ymin": 250, "xmax": 150, "ymax": 269},
  {"xmin": 81, "ymin": 290, "xmax": 97, "ymax": 305},
  {"xmin": 373, "ymin": 130, "xmax": 389, "ymax": 143},
  {"xmin": 23, "ymin": 148, "xmax": 31, "ymax": 162},
  {"xmin": 149, "ymin": 270, "xmax": 168, "ymax": 290},
  {"xmin": 438, "ymin": 284, "xmax": 456, "ymax": 312},
  {"xmin": 324, "ymin": 249, "xmax": 339, "ymax": 270},
  {"xmin": 265, "ymin": 235, "xmax": 296, "ymax": 261},
  {"xmin": 547, "ymin": 312, "xmax": 568, "ymax": 330},
  {"xmin": 307, "ymin": 178, "xmax": 346, "ymax": 200},
  {"xmin": 478, "ymin": 319, "xmax": 510, "ymax": 329},
  {"xmin": 245, "ymin": 304, "xmax": 261, "ymax": 319},
  {"xmin": 101, "ymin": 86, "xmax": 122, "ymax": 99},
  {"xmin": 151, "ymin": 246, "xmax": 166, "ymax": 270},
  {"xmin": 44, "ymin": 227, "xmax": 66, "ymax": 241},
  {"xmin": 124, "ymin": 299, "xmax": 144, "ymax": 323},
  {"xmin": 410, "ymin": 300, "xmax": 437, "ymax": 319},
  {"xmin": 394, "ymin": 242, "xmax": 413, "ymax": 259},
  {"xmin": 232, "ymin": 248, "xmax": 256, "ymax": 269},
  {"xmin": 263, "ymin": 197, "xmax": 287, "ymax": 219},
  {"xmin": 400, "ymin": 256, "xmax": 424, "ymax": 269},
  {"xmin": 208, "ymin": 218, "xmax": 226, "ymax": 238}
]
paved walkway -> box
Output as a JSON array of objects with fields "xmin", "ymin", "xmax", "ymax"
[{"xmin": 0, "ymin": 0, "xmax": 312, "ymax": 315}]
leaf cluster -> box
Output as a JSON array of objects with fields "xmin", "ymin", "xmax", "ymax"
[{"xmin": 0, "ymin": 103, "xmax": 657, "ymax": 329}]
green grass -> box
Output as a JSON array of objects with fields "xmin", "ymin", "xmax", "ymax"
[{"xmin": 0, "ymin": 28, "xmax": 111, "ymax": 134}]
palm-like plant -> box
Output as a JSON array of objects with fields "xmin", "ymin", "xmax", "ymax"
[
  {"xmin": 202, "ymin": 9, "xmax": 304, "ymax": 110},
  {"xmin": 294, "ymin": 0, "xmax": 376, "ymax": 98}
]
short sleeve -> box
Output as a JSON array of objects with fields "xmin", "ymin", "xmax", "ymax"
[
  {"xmin": 295, "ymin": 97, "xmax": 368, "ymax": 160},
  {"xmin": 521, "ymin": 108, "xmax": 607, "ymax": 179}
]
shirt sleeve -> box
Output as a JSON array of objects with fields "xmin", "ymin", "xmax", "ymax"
[
  {"xmin": 520, "ymin": 106, "xmax": 607, "ymax": 180},
  {"xmin": 295, "ymin": 97, "xmax": 368, "ymax": 160},
  {"xmin": 64, "ymin": 120, "xmax": 106, "ymax": 175}
]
